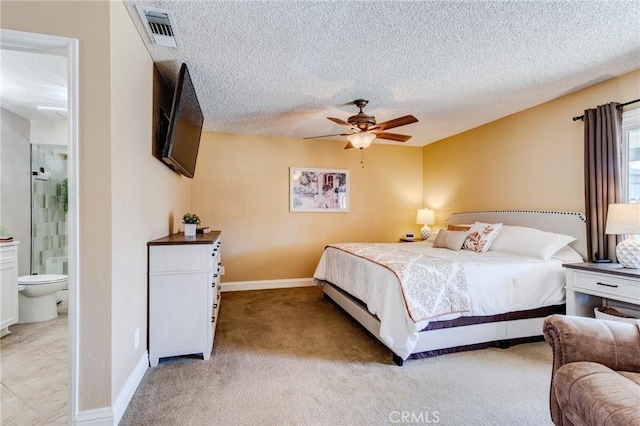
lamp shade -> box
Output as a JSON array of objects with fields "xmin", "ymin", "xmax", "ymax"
[
  {"xmin": 416, "ymin": 209, "xmax": 435, "ymax": 225},
  {"xmin": 346, "ymin": 132, "xmax": 376, "ymax": 149},
  {"xmin": 605, "ymin": 204, "xmax": 640, "ymax": 235}
]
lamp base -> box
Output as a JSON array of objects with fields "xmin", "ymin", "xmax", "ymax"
[
  {"xmin": 616, "ymin": 239, "xmax": 640, "ymax": 269},
  {"xmin": 420, "ymin": 225, "xmax": 432, "ymax": 240}
]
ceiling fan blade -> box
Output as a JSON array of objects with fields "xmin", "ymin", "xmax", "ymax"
[
  {"xmin": 304, "ymin": 133, "xmax": 351, "ymax": 139},
  {"xmin": 344, "ymin": 141, "xmax": 355, "ymax": 150},
  {"xmin": 327, "ymin": 117, "xmax": 354, "ymax": 127},
  {"xmin": 372, "ymin": 132, "xmax": 412, "ymax": 142},
  {"xmin": 369, "ymin": 115, "xmax": 418, "ymax": 131}
]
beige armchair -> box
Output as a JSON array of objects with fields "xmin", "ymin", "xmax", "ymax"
[{"xmin": 543, "ymin": 314, "xmax": 640, "ymax": 426}]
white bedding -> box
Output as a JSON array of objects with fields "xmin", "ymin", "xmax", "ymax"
[{"xmin": 313, "ymin": 242, "xmax": 566, "ymax": 359}]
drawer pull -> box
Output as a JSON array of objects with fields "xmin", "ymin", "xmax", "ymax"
[
  {"xmin": 596, "ymin": 281, "xmax": 618, "ymax": 288},
  {"xmin": 213, "ymin": 303, "xmax": 218, "ymax": 309},
  {"xmin": 211, "ymin": 316, "xmax": 215, "ymax": 323}
]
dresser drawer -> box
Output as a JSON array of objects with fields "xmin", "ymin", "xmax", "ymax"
[
  {"xmin": 149, "ymin": 244, "xmax": 213, "ymax": 273},
  {"xmin": 574, "ymin": 271, "xmax": 640, "ymax": 302}
]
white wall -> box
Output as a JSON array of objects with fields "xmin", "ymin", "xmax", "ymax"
[
  {"xmin": 1, "ymin": 108, "xmax": 32, "ymax": 276},
  {"xmin": 30, "ymin": 119, "xmax": 68, "ymax": 146}
]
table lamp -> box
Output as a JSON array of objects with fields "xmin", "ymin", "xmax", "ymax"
[
  {"xmin": 605, "ymin": 203, "xmax": 640, "ymax": 268},
  {"xmin": 416, "ymin": 209, "xmax": 435, "ymax": 240}
]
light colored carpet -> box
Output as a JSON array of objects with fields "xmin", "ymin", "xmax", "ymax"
[{"xmin": 120, "ymin": 286, "xmax": 554, "ymax": 425}]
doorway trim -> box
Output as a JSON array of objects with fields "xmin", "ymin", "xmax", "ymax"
[{"xmin": 1, "ymin": 29, "xmax": 80, "ymax": 423}]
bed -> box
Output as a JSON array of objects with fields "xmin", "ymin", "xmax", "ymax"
[{"xmin": 313, "ymin": 210, "xmax": 587, "ymax": 365}]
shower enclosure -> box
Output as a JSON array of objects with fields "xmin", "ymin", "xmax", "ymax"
[{"xmin": 31, "ymin": 145, "xmax": 68, "ymax": 275}]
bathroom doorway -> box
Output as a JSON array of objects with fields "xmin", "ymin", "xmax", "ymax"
[{"xmin": 0, "ymin": 29, "xmax": 78, "ymax": 424}]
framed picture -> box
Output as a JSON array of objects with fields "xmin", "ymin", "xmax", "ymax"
[{"xmin": 290, "ymin": 167, "xmax": 349, "ymax": 212}]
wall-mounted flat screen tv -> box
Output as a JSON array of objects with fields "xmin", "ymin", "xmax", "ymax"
[{"xmin": 162, "ymin": 63, "xmax": 203, "ymax": 179}]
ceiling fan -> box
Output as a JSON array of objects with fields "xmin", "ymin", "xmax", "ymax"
[{"xmin": 305, "ymin": 99, "xmax": 419, "ymax": 149}]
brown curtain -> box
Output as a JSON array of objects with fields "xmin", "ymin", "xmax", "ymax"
[{"xmin": 584, "ymin": 102, "xmax": 622, "ymax": 262}]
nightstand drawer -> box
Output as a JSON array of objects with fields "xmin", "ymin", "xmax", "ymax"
[{"xmin": 574, "ymin": 272, "xmax": 640, "ymax": 302}]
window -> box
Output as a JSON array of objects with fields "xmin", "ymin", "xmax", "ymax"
[{"xmin": 621, "ymin": 108, "xmax": 640, "ymax": 203}]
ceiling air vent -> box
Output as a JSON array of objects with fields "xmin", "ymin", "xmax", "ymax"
[{"xmin": 136, "ymin": 5, "xmax": 181, "ymax": 48}]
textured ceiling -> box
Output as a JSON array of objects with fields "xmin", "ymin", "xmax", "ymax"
[
  {"xmin": 3, "ymin": 1, "xmax": 639, "ymax": 147},
  {"xmin": 122, "ymin": 0, "xmax": 639, "ymax": 146}
]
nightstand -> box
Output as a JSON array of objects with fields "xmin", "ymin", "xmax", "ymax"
[
  {"xmin": 399, "ymin": 238, "xmax": 424, "ymax": 242},
  {"xmin": 563, "ymin": 262, "xmax": 640, "ymax": 317}
]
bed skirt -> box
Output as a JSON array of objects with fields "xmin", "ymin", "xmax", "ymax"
[
  {"xmin": 412, "ymin": 304, "xmax": 565, "ymax": 358},
  {"xmin": 421, "ymin": 304, "xmax": 566, "ymax": 331},
  {"xmin": 321, "ymin": 280, "xmax": 565, "ymax": 361}
]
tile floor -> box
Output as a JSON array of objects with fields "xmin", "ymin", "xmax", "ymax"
[{"xmin": 1, "ymin": 301, "xmax": 68, "ymax": 425}]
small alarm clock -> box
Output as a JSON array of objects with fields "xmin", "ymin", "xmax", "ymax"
[{"xmin": 405, "ymin": 233, "xmax": 415, "ymax": 239}]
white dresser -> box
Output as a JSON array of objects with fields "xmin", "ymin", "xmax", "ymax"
[
  {"xmin": 1, "ymin": 241, "xmax": 19, "ymax": 336},
  {"xmin": 148, "ymin": 232, "xmax": 221, "ymax": 367}
]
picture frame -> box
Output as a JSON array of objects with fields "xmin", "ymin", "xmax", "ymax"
[{"xmin": 290, "ymin": 167, "xmax": 349, "ymax": 212}]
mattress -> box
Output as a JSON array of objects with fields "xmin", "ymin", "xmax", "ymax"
[{"xmin": 313, "ymin": 242, "xmax": 567, "ymax": 358}]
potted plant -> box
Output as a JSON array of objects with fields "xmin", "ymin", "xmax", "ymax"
[{"xmin": 182, "ymin": 213, "xmax": 201, "ymax": 236}]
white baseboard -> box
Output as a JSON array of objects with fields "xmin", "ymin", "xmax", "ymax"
[
  {"xmin": 112, "ymin": 351, "xmax": 149, "ymax": 425},
  {"xmin": 74, "ymin": 407, "xmax": 113, "ymax": 425},
  {"xmin": 75, "ymin": 351, "xmax": 148, "ymax": 425},
  {"xmin": 221, "ymin": 277, "xmax": 315, "ymax": 292}
]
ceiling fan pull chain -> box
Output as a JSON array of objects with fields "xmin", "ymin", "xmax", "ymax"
[{"xmin": 360, "ymin": 148, "xmax": 365, "ymax": 168}]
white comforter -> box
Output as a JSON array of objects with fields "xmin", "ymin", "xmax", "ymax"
[{"xmin": 313, "ymin": 242, "xmax": 566, "ymax": 359}]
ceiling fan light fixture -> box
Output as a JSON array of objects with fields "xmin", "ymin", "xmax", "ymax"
[{"xmin": 346, "ymin": 132, "xmax": 376, "ymax": 149}]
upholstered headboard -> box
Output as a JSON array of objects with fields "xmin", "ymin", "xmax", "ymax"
[{"xmin": 446, "ymin": 210, "xmax": 587, "ymax": 260}]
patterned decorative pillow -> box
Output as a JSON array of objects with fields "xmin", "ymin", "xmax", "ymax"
[
  {"xmin": 446, "ymin": 224, "xmax": 472, "ymax": 232},
  {"xmin": 432, "ymin": 230, "xmax": 469, "ymax": 251},
  {"xmin": 462, "ymin": 222, "xmax": 503, "ymax": 253}
]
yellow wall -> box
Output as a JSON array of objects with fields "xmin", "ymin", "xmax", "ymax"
[
  {"xmin": 190, "ymin": 134, "xmax": 423, "ymax": 282},
  {"xmin": 423, "ymin": 69, "xmax": 640, "ymax": 226},
  {"xmin": 1, "ymin": 0, "xmax": 114, "ymax": 410},
  {"xmin": 109, "ymin": 0, "xmax": 189, "ymax": 403}
]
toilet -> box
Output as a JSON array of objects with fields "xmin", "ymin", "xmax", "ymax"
[
  {"xmin": 46, "ymin": 256, "xmax": 69, "ymax": 301},
  {"xmin": 18, "ymin": 274, "xmax": 68, "ymax": 323}
]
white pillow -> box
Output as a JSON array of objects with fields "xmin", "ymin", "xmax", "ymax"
[
  {"xmin": 462, "ymin": 222, "xmax": 503, "ymax": 253},
  {"xmin": 551, "ymin": 245, "xmax": 584, "ymax": 263},
  {"xmin": 489, "ymin": 225, "xmax": 576, "ymax": 260}
]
